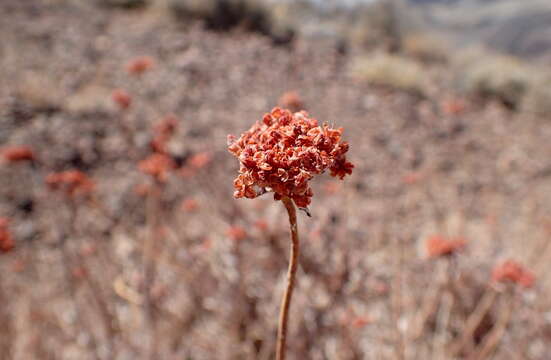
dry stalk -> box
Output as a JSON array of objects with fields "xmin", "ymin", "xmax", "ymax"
[
  {"xmin": 276, "ymin": 196, "xmax": 300, "ymax": 360},
  {"xmin": 143, "ymin": 181, "xmax": 164, "ymax": 360},
  {"xmin": 472, "ymin": 294, "xmax": 513, "ymax": 360},
  {"xmin": 449, "ymin": 287, "xmax": 497, "ymax": 356}
]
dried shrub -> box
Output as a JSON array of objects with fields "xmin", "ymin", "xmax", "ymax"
[
  {"xmin": 522, "ymin": 74, "xmax": 551, "ymax": 117},
  {"xmin": 169, "ymin": 0, "xmax": 294, "ymax": 44},
  {"xmin": 455, "ymin": 51, "xmax": 533, "ymax": 109},
  {"xmin": 402, "ymin": 33, "xmax": 448, "ymax": 64},
  {"xmin": 347, "ymin": 0, "xmax": 413, "ymax": 52},
  {"xmin": 350, "ymin": 53, "xmax": 427, "ymax": 96}
]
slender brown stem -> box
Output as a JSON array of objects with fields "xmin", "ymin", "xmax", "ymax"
[{"xmin": 276, "ymin": 197, "xmax": 300, "ymax": 360}]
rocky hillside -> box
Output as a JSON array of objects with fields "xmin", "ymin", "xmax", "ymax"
[{"xmin": 407, "ymin": 0, "xmax": 551, "ymax": 61}]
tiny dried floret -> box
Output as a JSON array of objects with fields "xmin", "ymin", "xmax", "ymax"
[
  {"xmin": 2, "ymin": 146, "xmax": 35, "ymax": 163},
  {"xmin": 0, "ymin": 217, "xmax": 14, "ymax": 253},
  {"xmin": 138, "ymin": 153, "xmax": 176, "ymax": 182},
  {"xmin": 426, "ymin": 235, "xmax": 466, "ymax": 258},
  {"xmin": 492, "ymin": 260, "xmax": 535, "ymax": 288},
  {"xmin": 228, "ymin": 107, "xmax": 353, "ymax": 207},
  {"xmin": 46, "ymin": 170, "xmax": 95, "ymax": 196}
]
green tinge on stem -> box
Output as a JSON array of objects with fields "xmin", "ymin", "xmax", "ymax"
[{"xmin": 276, "ymin": 196, "xmax": 300, "ymax": 360}]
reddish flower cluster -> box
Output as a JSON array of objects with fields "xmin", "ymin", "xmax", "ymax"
[
  {"xmin": 492, "ymin": 260, "xmax": 535, "ymax": 288},
  {"xmin": 150, "ymin": 115, "xmax": 178, "ymax": 154},
  {"xmin": 46, "ymin": 170, "xmax": 95, "ymax": 196},
  {"xmin": 138, "ymin": 153, "xmax": 176, "ymax": 182},
  {"xmin": 426, "ymin": 235, "xmax": 466, "ymax": 258},
  {"xmin": 2, "ymin": 146, "xmax": 35, "ymax": 163},
  {"xmin": 112, "ymin": 89, "xmax": 132, "ymax": 110},
  {"xmin": 0, "ymin": 218, "xmax": 14, "ymax": 253},
  {"xmin": 228, "ymin": 107, "xmax": 353, "ymax": 207},
  {"xmin": 126, "ymin": 56, "xmax": 154, "ymax": 75},
  {"xmin": 278, "ymin": 91, "xmax": 304, "ymax": 112}
]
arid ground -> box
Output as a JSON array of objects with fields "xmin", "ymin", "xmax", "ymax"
[{"xmin": 1, "ymin": 1, "xmax": 551, "ymax": 359}]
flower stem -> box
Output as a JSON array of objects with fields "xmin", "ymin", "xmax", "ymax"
[{"xmin": 276, "ymin": 197, "xmax": 300, "ymax": 360}]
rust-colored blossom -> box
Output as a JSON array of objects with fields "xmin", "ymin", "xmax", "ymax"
[
  {"xmin": 138, "ymin": 153, "xmax": 175, "ymax": 182},
  {"xmin": 46, "ymin": 170, "xmax": 95, "ymax": 196},
  {"xmin": 126, "ymin": 56, "xmax": 154, "ymax": 75},
  {"xmin": 426, "ymin": 235, "xmax": 466, "ymax": 258},
  {"xmin": 227, "ymin": 226, "xmax": 247, "ymax": 241},
  {"xmin": 492, "ymin": 260, "xmax": 535, "ymax": 288},
  {"xmin": 278, "ymin": 91, "xmax": 304, "ymax": 112},
  {"xmin": 181, "ymin": 198, "xmax": 199, "ymax": 212},
  {"xmin": 112, "ymin": 89, "xmax": 132, "ymax": 110},
  {"xmin": 228, "ymin": 107, "xmax": 353, "ymax": 208},
  {"xmin": 2, "ymin": 146, "xmax": 35, "ymax": 163},
  {"xmin": 0, "ymin": 218, "xmax": 14, "ymax": 253}
]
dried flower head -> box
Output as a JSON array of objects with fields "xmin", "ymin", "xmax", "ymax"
[
  {"xmin": 126, "ymin": 56, "xmax": 154, "ymax": 75},
  {"xmin": 0, "ymin": 217, "xmax": 14, "ymax": 253},
  {"xmin": 228, "ymin": 107, "xmax": 353, "ymax": 208},
  {"xmin": 46, "ymin": 170, "xmax": 95, "ymax": 196},
  {"xmin": 2, "ymin": 146, "xmax": 35, "ymax": 163},
  {"xmin": 426, "ymin": 235, "xmax": 466, "ymax": 258},
  {"xmin": 112, "ymin": 89, "xmax": 132, "ymax": 110},
  {"xmin": 278, "ymin": 91, "xmax": 304, "ymax": 112},
  {"xmin": 138, "ymin": 153, "xmax": 175, "ymax": 182},
  {"xmin": 492, "ymin": 260, "xmax": 535, "ymax": 288}
]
